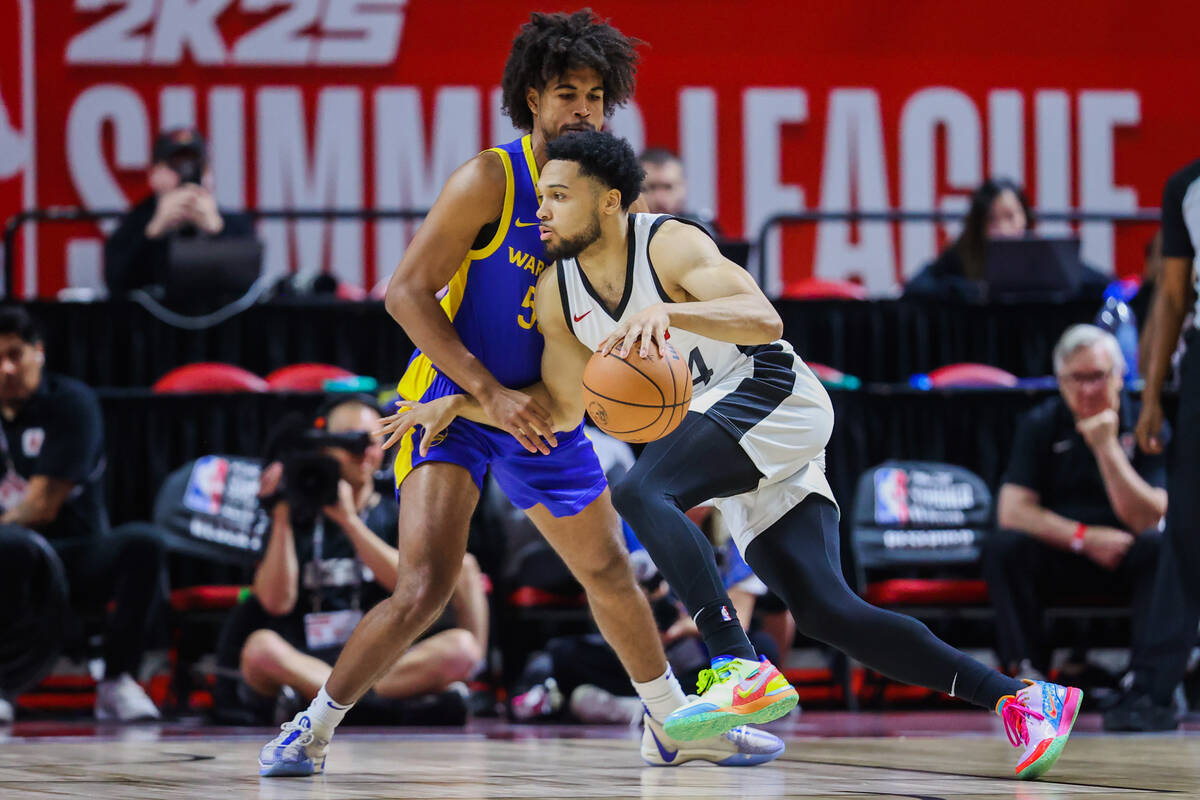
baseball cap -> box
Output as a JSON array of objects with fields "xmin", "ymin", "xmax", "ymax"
[{"xmin": 153, "ymin": 127, "xmax": 207, "ymax": 164}]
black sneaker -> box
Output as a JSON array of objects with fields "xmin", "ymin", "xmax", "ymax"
[{"xmin": 1102, "ymin": 691, "xmax": 1178, "ymax": 732}]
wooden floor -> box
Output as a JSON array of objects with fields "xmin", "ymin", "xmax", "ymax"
[{"xmin": 1, "ymin": 713, "xmax": 1197, "ymax": 799}]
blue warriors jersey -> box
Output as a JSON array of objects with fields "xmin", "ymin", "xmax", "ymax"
[
  {"xmin": 391, "ymin": 134, "xmax": 608, "ymax": 514},
  {"xmin": 397, "ymin": 135, "xmax": 548, "ymax": 401}
]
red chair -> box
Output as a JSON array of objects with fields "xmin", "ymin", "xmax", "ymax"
[
  {"xmin": 926, "ymin": 363, "xmax": 1018, "ymax": 388},
  {"xmin": 781, "ymin": 277, "xmax": 867, "ymax": 300},
  {"xmin": 265, "ymin": 363, "xmax": 355, "ymax": 391},
  {"xmin": 152, "ymin": 363, "xmax": 269, "ymax": 394},
  {"xmin": 806, "ymin": 362, "xmax": 846, "ymax": 384}
]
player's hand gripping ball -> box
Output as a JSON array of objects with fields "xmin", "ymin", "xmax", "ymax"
[{"xmin": 582, "ymin": 342, "xmax": 692, "ymax": 443}]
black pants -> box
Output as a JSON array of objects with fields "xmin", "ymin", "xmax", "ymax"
[
  {"xmin": 0, "ymin": 526, "xmax": 69, "ymax": 693},
  {"xmin": 615, "ymin": 412, "xmax": 1023, "ymax": 710},
  {"xmin": 1133, "ymin": 330, "xmax": 1200, "ymax": 703},
  {"xmin": 982, "ymin": 527, "xmax": 1161, "ymax": 674},
  {"xmin": 47, "ymin": 523, "xmax": 166, "ymax": 678}
]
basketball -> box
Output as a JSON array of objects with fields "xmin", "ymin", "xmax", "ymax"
[{"xmin": 581, "ymin": 342, "xmax": 693, "ymax": 443}]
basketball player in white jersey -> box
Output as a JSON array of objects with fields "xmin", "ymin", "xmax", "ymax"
[{"xmin": 387, "ymin": 130, "xmax": 1084, "ymax": 780}]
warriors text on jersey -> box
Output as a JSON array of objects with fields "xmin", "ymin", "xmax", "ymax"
[{"xmin": 555, "ymin": 213, "xmax": 839, "ymax": 550}]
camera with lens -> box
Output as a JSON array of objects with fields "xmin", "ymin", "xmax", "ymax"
[
  {"xmin": 270, "ymin": 420, "xmax": 372, "ymax": 524},
  {"xmin": 171, "ymin": 154, "xmax": 205, "ymax": 186}
]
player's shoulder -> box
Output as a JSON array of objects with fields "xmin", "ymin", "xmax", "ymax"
[{"xmin": 439, "ymin": 150, "xmax": 509, "ymax": 206}]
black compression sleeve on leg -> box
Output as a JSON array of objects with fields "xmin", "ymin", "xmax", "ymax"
[
  {"xmin": 611, "ymin": 413, "xmax": 762, "ymax": 662},
  {"xmin": 744, "ymin": 495, "xmax": 1024, "ymax": 710}
]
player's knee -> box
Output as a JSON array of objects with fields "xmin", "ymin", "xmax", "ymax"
[
  {"xmin": 611, "ymin": 473, "xmax": 663, "ymax": 521},
  {"xmin": 390, "ymin": 567, "xmax": 456, "ymax": 628},
  {"xmin": 576, "ymin": 547, "xmax": 636, "ymax": 597}
]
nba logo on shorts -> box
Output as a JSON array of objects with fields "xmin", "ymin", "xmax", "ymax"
[
  {"xmin": 184, "ymin": 455, "xmax": 230, "ymax": 514},
  {"xmin": 874, "ymin": 467, "xmax": 909, "ymax": 525}
]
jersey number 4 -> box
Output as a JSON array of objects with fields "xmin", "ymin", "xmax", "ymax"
[{"xmin": 688, "ymin": 347, "xmax": 714, "ymax": 386}]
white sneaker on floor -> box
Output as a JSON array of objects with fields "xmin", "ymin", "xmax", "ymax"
[
  {"xmin": 259, "ymin": 712, "xmax": 330, "ymax": 777},
  {"xmin": 0, "ymin": 696, "xmax": 13, "ymax": 724},
  {"xmin": 95, "ymin": 674, "xmax": 161, "ymax": 721},
  {"xmin": 569, "ymin": 684, "xmax": 643, "ymax": 725},
  {"xmin": 641, "ymin": 712, "xmax": 784, "ymax": 767}
]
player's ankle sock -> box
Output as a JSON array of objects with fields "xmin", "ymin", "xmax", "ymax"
[
  {"xmin": 694, "ymin": 602, "xmax": 757, "ymax": 661},
  {"xmin": 632, "ymin": 666, "xmax": 688, "ymax": 722},
  {"xmin": 306, "ymin": 685, "xmax": 353, "ymax": 737}
]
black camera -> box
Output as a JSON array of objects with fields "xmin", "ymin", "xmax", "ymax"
[
  {"xmin": 170, "ymin": 154, "xmax": 205, "ymax": 186},
  {"xmin": 279, "ymin": 428, "xmax": 372, "ymax": 524}
]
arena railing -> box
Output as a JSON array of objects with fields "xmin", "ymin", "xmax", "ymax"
[
  {"xmin": 3, "ymin": 206, "xmax": 1163, "ymax": 300},
  {"xmin": 750, "ymin": 208, "xmax": 1162, "ymax": 287}
]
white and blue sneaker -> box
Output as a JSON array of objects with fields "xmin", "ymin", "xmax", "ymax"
[
  {"xmin": 641, "ymin": 711, "xmax": 784, "ymax": 767},
  {"xmin": 258, "ymin": 712, "xmax": 330, "ymax": 777}
]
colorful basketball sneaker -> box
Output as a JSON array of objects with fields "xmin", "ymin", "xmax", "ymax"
[
  {"xmin": 258, "ymin": 712, "xmax": 330, "ymax": 777},
  {"xmin": 663, "ymin": 656, "xmax": 798, "ymax": 741},
  {"xmin": 997, "ymin": 679, "xmax": 1083, "ymax": 780},
  {"xmin": 641, "ymin": 711, "xmax": 785, "ymax": 766}
]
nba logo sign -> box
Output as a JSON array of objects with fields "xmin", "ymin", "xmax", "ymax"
[
  {"xmin": 874, "ymin": 467, "xmax": 909, "ymax": 525},
  {"xmin": 184, "ymin": 456, "xmax": 230, "ymax": 514}
]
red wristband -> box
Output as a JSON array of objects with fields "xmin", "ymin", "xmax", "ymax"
[{"xmin": 1070, "ymin": 523, "xmax": 1087, "ymax": 552}]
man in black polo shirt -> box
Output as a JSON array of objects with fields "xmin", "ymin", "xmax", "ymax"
[
  {"xmin": 1106, "ymin": 157, "xmax": 1200, "ymax": 730},
  {"xmin": 0, "ymin": 306, "xmax": 165, "ymax": 721},
  {"xmin": 983, "ymin": 324, "xmax": 1168, "ymax": 681}
]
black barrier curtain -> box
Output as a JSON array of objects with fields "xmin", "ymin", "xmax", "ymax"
[
  {"xmin": 99, "ymin": 388, "xmax": 1064, "ymax": 529},
  {"xmin": 36, "ymin": 298, "xmax": 1101, "ymax": 389}
]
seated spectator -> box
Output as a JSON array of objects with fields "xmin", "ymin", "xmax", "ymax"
[
  {"xmin": 983, "ymin": 324, "xmax": 1168, "ymax": 681},
  {"xmin": 0, "ymin": 306, "xmax": 165, "ymax": 721},
  {"xmin": 904, "ymin": 178, "xmax": 1108, "ymax": 302},
  {"xmin": 638, "ymin": 147, "xmax": 719, "ymax": 236},
  {"xmin": 104, "ymin": 127, "xmax": 255, "ymax": 295},
  {"xmin": 223, "ymin": 395, "xmax": 487, "ymax": 724}
]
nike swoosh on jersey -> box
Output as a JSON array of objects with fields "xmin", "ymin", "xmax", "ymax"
[
  {"xmin": 573, "ymin": 310, "xmax": 592, "ymax": 322},
  {"xmin": 514, "ymin": 219, "xmax": 540, "ymax": 227},
  {"xmin": 648, "ymin": 726, "xmax": 678, "ymax": 762}
]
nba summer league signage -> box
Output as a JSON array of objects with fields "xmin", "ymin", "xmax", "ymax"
[{"xmin": 1, "ymin": 0, "xmax": 1198, "ymax": 297}]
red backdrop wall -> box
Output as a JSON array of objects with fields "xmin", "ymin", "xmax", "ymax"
[{"xmin": 1, "ymin": 0, "xmax": 1196, "ymax": 297}]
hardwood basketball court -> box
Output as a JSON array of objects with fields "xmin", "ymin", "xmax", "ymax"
[{"xmin": 2, "ymin": 712, "xmax": 1196, "ymax": 798}]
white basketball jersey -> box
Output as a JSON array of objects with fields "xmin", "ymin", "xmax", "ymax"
[{"xmin": 555, "ymin": 213, "xmax": 839, "ymax": 552}]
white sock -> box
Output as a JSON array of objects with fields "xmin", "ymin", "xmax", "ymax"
[
  {"xmin": 631, "ymin": 666, "xmax": 688, "ymax": 723},
  {"xmin": 305, "ymin": 685, "xmax": 353, "ymax": 737}
]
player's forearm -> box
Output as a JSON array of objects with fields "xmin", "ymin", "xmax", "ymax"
[
  {"xmin": 663, "ymin": 296, "xmax": 783, "ymax": 346},
  {"xmin": 454, "ymin": 382, "xmax": 577, "ymax": 432},
  {"xmin": 385, "ymin": 283, "xmax": 503, "ymax": 399},
  {"xmin": 0, "ymin": 494, "xmax": 61, "ymax": 528},
  {"xmin": 1092, "ymin": 440, "xmax": 1168, "ymax": 532}
]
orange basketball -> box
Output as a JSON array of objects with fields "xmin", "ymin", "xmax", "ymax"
[{"xmin": 581, "ymin": 342, "xmax": 693, "ymax": 443}]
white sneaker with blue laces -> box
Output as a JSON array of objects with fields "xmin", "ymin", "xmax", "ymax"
[
  {"xmin": 641, "ymin": 711, "xmax": 784, "ymax": 767},
  {"xmin": 258, "ymin": 712, "xmax": 330, "ymax": 777}
]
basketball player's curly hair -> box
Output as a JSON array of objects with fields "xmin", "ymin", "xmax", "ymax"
[
  {"xmin": 501, "ymin": 9, "xmax": 642, "ymax": 132},
  {"xmin": 546, "ymin": 130, "xmax": 644, "ymax": 210}
]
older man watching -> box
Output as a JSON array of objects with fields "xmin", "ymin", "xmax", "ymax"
[{"xmin": 982, "ymin": 324, "xmax": 1169, "ymax": 680}]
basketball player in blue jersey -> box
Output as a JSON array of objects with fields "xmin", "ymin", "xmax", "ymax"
[
  {"xmin": 394, "ymin": 131, "xmax": 1086, "ymax": 781},
  {"xmin": 258, "ymin": 11, "xmax": 782, "ymax": 777}
]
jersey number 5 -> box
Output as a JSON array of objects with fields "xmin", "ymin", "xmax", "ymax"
[
  {"xmin": 688, "ymin": 347, "xmax": 714, "ymax": 386},
  {"xmin": 517, "ymin": 286, "xmax": 537, "ymax": 330}
]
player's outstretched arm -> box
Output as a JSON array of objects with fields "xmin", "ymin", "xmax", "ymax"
[
  {"xmin": 598, "ymin": 220, "xmax": 782, "ymax": 357},
  {"xmin": 384, "ymin": 151, "xmax": 552, "ymax": 448}
]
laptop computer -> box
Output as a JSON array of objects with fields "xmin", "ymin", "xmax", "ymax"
[
  {"xmin": 165, "ymin": 236, "xmax": 263, "ymax": 302},
  {"xmin": 984, "ymin": 236, "xmax": 1083, "ymax": 300}
]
